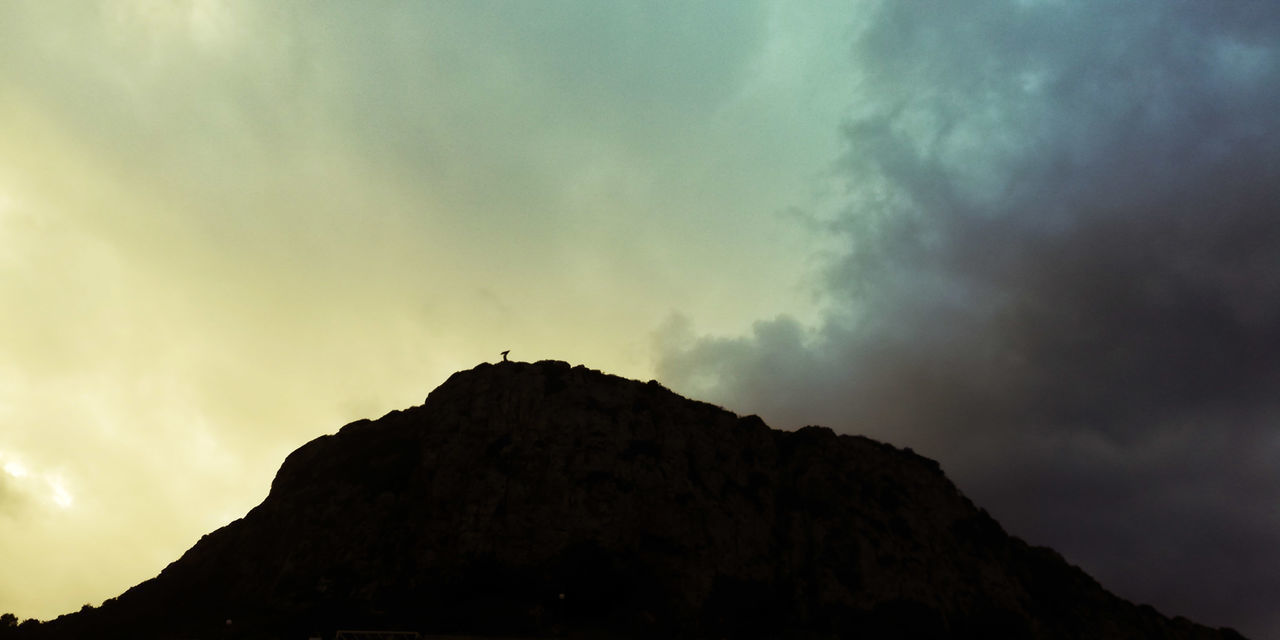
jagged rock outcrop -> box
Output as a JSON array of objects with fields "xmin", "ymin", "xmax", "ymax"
[{"xmin": 25, "ymin": 361, "xmax": 1246, "ymax": 639}]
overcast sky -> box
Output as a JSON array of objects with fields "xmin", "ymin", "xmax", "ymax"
[{"xmin": 2, "ymin": 2, "xmax": 1277, "ymax": 638}]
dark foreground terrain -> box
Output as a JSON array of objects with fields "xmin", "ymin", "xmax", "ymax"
[{"xmin": 10, "ymin": 361, "xmax": 1247, "ymax": 639}]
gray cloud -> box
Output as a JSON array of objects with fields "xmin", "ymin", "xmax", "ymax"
[{"xmin": 657, "ymin": 1, "xmax": 1280, "ymax": 637}]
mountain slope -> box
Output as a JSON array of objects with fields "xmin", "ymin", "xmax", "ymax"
[{"xmin": 23, "ymin": 361, "xmax": 1246, "ymax": 639}]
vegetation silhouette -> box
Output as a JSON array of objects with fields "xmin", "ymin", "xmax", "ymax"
[{"xmin": 4, "ymin": 362, "xmax": 1251, "ymax": 639}]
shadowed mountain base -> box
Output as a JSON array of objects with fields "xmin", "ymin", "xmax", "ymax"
[{"xmin": 14, "ymin": 361, "xmax": 1248, "ymax": 639}]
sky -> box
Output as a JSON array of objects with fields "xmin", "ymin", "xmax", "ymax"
[{"xmin": 1, "ymin": 1, "xmax": 1277, "ymax": 637}]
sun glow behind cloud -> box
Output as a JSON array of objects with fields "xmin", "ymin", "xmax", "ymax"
[
  {"xmin": 3, "ymin": 458, "xmax": 28, "ymax": 480},
  {"xmin": 49, "ymin": 479, "xmax": 73, "ymax": 510},
  {"xmin": 0, "ymin": 452, "xmax": 74, "ymax": 510}
]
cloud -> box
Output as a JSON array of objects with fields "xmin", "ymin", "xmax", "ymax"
[
  {"xmin": 1, "ymin": 1, "xmax": 866, "ymax": 622},
  {"xmin": 657, "ymin": 1, "xmax": 1280, "ymax": 637},
  {"xmin": 0, "ymin": 474, "xmax": 23, "ymax": 518}
]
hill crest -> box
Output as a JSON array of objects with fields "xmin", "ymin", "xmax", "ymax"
[{"xmin": 16, "ymin": 360, "xmax": 1247, "ymax": 639}]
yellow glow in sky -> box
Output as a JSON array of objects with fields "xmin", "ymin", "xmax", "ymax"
[
  {"xmin": 3, "ymin": 459, "xmax": 29, "ymax": 479},
  {"xmin": 49, "ymin": 480, "xmax": 74, "ymax": 510},
  {"xmin": 0, "ymin": 1, "xmax": 857, "ymax": 621}
]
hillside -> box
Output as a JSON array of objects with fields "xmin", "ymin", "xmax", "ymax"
[{"xmin": 16, "ymin": 361, "xmax": 1247, "ymax": 639}]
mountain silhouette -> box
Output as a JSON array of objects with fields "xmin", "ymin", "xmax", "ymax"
[{"xmin": 15, "ymin": 361, "xmax": 1246, "ymax": 639}]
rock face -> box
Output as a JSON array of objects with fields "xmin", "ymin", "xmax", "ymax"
[{"xmin": 27, "ymin": 361, "xmax": 1245, "ymax": 639}]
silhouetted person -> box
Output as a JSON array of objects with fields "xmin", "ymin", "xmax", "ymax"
[{"xmin": 501, "ymin": 350, "xmax": 510, "ymax": 362}]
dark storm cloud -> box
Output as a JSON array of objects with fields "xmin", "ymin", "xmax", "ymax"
[{"xmin": 657, "ymin": 1, "xmax": 1280, "ymax": 636}]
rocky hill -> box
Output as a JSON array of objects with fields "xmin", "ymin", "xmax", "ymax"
[{"xmin": 18, "ymin": 361, "xmax": 1246, "ymax": 639}]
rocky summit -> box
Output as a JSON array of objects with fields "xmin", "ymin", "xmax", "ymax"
[{"xmin": 20, "ymin": 361, "xmax": 1245, "ymax": 639}]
